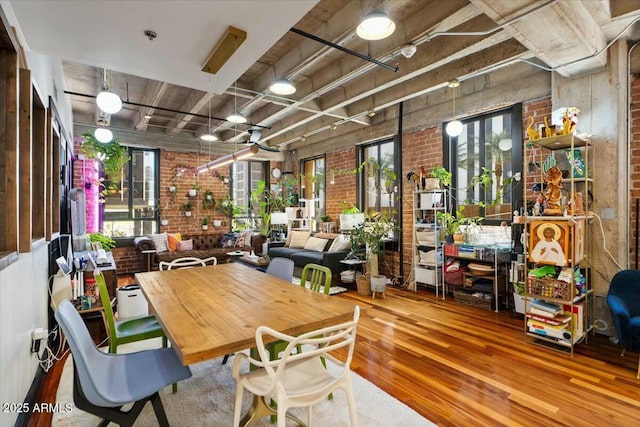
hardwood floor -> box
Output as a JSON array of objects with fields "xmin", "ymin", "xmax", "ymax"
[{"xmin": 30, "ymin": 282, "xmax": 640, "ymax": 426}]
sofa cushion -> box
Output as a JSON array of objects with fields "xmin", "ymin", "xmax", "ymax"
[
  {"xmin": 289, "ymin": 230, "xmax": 311, "ymax": 248},
  {"xmin": 290, "ymin": 250, "xmax": 325, "ymax": 267},
  {"xmin": 177, "ymin": 239, "xmax": 193, "ymax": 251},
  {"xmin": 147, "ymin": 233, "xmax": 168, "ymax": 252},
  {"xmin": 167, "ymin": 233, "xmax": 181, "ymax": 252},
  {"xmin": 268, "ymin": 246, "xmax": 302, "ymax": 259},
  {"xmin": 328, "ymin": 234, "xmax": 351, "ymax": 252},
  {"xmin": 235, "ymin": 230, "xmax": 254, "ymax": 248},
  {"xmin": 304, "ymin": 236, "xmax": 329, "ymax": 252},
  {"xmin": 219, "ymin": 233, "xmax": 237, "ymax": 248}
]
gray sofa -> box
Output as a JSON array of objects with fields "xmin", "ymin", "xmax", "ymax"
[{"xmin": 267, "ymin": 232, "xmax": 350, "ymax": 284}]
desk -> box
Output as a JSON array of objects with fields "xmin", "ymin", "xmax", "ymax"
[{"xmin": 135, "ymin": 263, "xmax": 357, "ymax": 365}]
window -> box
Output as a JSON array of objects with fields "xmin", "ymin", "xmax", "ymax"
[
  {"xmin": 444, "ymin": 105, "xmax": 523, "ymax": 223},
  {"xmin": 358, "ymin": 139, "xmax": 398, "ymax": 216},
  {"xmin": 102, "ymin": 148, "xmax": 159, "ymax": 237},
  {"xmin": 231, "ymin": 160, "xmax": 266, "ymax": 228},
  {"xmin": 300, "ymin": 155, "xmax": 325, "ymax": 208}
]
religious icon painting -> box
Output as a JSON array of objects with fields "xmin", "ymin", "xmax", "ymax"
[{"xmin": 529, "ymin": 220, "xmax": 570, "ymax": 267}]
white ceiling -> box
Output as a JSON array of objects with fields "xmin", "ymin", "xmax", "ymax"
[{"xmin": 8, "ymin": 0, "xmax": 317, "ymax": 95}]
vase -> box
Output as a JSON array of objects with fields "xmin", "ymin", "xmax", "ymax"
[
  {"xmin": 185, "ymin": 211, "xmax": 192, "ymax": 217},
  {"xmin": 202, "ymin": 225, "xmax": 208, "ymax": 231},
  {"xmin": 188, "ymin": 189, "xmax": 197, "ymax": 197},
  {"xmin": 168, "ymin": 186, "xmax": 176, "ymax": 193},
  {"xmin": 213, "ymin": 220, "xmax": 222, "ymax": 227},
  {"xmin": 161, "ymin": 219, "xmax": 169, "ymax": 226}
]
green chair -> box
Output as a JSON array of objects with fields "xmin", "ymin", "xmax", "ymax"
[
  {"xmin": 300, "ymin": 263, "xmax": 332, "ymax": 294},
  {"xmin": 95, "ymin": 271, "xmax": 168, "ymax": 354}
]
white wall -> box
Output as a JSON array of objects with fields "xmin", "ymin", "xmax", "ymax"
[{"xmin": 0, "ymin": 2, "xmax": 73, "ymax": 426}]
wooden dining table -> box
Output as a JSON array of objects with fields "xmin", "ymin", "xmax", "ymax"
[{"xmin": 134, "ymin": 262, "xmax": 358, "ymax": 366}]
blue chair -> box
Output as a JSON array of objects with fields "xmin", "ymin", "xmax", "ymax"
[
  {"xmin": 606, "ymin": 269, "xmax": 640, "ymax": 378},
  {"xmin": 265, "ymin": 257, "xmax": 295, "ymax": 282},
  {"xmin": 55, "ymin": 300, "xmax": 192, "ymax": 426}
]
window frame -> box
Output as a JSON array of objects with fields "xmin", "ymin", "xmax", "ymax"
[{"xmin": 443, "ymin": 104, "xmax": 523, "ymax": 225}]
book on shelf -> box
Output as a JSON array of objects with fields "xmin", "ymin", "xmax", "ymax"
[
  {"xmin": 530, "ymin": 299, "xmax": 562, "ymax": 314},
  {"xmin": 527, "ymin": 325, "xmax": 572, "ymax": 344},
  {"xmin": 562, "ymin": 303, "xmax": 584, "ymax": 339},
  {"xmin": 526, "ymin": 312, "xmax": 572, "ymax": 325},
  {"xmin": 527, "ymin": 320, "xmax": 572, "ymax": 341}
]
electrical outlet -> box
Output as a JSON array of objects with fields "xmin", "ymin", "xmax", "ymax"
[{"xmin": 31, "ymin": 328, "xmax": 46, "ymax": 353}]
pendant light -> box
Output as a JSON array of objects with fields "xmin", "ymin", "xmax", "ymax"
[
  {"xmin": 445, "ymin": 79, "xmax": 463, "ymax": 137},
  {"xmin": 269, "ymin": 78, "xmax": 296, "ymax": 95},
  {"xmin": 356, "ymin": 11, "xmax": 396, "ymax": 41},
  {"xmin": 96, "ymin": 69, "xmax": 122, "ymax": 114},
  {"xmin": 200, "ymin": 89, "xmax": 217, "ymax": 142}
]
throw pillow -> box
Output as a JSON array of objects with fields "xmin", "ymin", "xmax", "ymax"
[
  {"xmin": 167, "ymin": 233, "xmax": 182, "ymax": 252},
  {"xmin": 328, "ymin": 234, "xmax": 351, "ymax": 252},
  {"xmin": 289, "ymin": 230, "xmax": 311, "ymax": 249},
  {"xmin": 220, "ymin": 233, "xmax": 237, "ymax": 248},
  {"xmin": 304, "ymin": 236, "xmax": 329, "ymax": 252},
  {"xmin": 177, "ymin": 239, "xmax": 193, "ymax": 251},
  {"xmin": 235, "ymin": 230, "xmax": 253, "ymax": 248},
  {"xmin": 147, "ymin": 233, "xmax": 169, "ymax": 253}
]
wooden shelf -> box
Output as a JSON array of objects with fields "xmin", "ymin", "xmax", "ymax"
[{"xmin": 527, "ymin": 133, "xmax": 588, "ymax": 149}]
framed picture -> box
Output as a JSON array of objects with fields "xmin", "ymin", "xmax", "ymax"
[
  {"xmin": 573, "ymin": 219, "xmax": 585, "ymax": 264},
  {"xmin": 529, "ymin": 220, "xmax": 570, "ymax": 266}
]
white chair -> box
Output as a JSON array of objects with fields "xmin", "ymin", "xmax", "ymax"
[
  {"xmin": 159, "ymin": 257, "xmax": 211, "ymax": 270},
  {"xmin": 232, "ymin": 306, "xmax": 360, "ymax": 427}
]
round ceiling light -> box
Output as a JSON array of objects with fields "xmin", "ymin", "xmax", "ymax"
[
  {"xmin": 226, "ymin": 112, "xmax": 247, "ymax": 124},
  {"xmin": 200, "ymin": 133, "xmax": 218, "ymax": 142},
  {"xmin": 445, "ymin": 120, "xmax": 463, "ymax": 137},
  {"xmin": 94, "ymin": 127, "xmax": 113, "ymax": 143},
  {"xmin": 269, "ymin": 78, "xmax": 296, "ymax": 95},
  {"xmin": 356, "ymin": 11, "xmax": 396, "ymax": 41},
  {"xmin": 96, "ymin": 90, "xmax": 122, "ymax": 114}
]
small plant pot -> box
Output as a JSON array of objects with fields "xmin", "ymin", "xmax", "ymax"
[
  {"xmin": 213, "ymin": 220, "xmax": 222, "ymax": 228},
  {"xmin": 161, "ymin": 219, "xmax": 169, "ymax": 226},
  {"xmin": 202, "ymin": 225, "xmax": 208, "ymax": 231},
  {"xmin": 453, "ymin": 232, "xmax": 464, "ymax": 243},
  {"xmin": 205, "ymin": 194, "xmax": 213, "ymax": 201},
  {"xmin": 188, "ymin": 189, "xmax": 197, "ymax": 197},
  {"xmin": 370, "ymin": 275, "xmax": 387, "ymax": 293},
  {"xmin": 185, "ymin": 211, "xmax": 192, "ymax": 217},
  {"xmin": 168, "ymin": 186, "xmax": 176, "ymax": 193}
]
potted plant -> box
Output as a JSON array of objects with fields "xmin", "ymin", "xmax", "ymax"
[
  {"xmin": 215, "ymin": 196, "xmax": 244, "ymax": 230},
  {"xmin": 431, "ymin": 165, "xmax": 452, "ymax": 187},
  {"xmin": 436, "ymin": 211, "xmax": 460, "ymax": 244},
  {"xmin": 157, "ymin": 203, "xmax": 169, "ymax": 226},
  {"xmin": 201, "ymin": 216, "xmax": 209, "ymax": 230},
  {"xmin": 182, "ymin": 201, "xmax": 193, "ymax": 217},
  {"xmin": 189, "ymin": 184, "xmax": 201, "ymax": 197},
  {"xmin": 203, "ymin": 189, "xmax": 215, "ymax": 210},
  {"xmin": 89, "ymin": 231, "xmax": 117, "ymax": 251},
  {"xmin": 350, "ymin": 211, "xmax": 397, "ymax": 291},
  {"xmin": 339, "ymin": 202, "xmax": 365, "ymax": 231},
  {"xmin": 213, "ymin": 219, "xmax": 222, "ymax": 228},
  {"xmin": 79, "ymin": 133, "xmax": 129, "ymax": 196}
]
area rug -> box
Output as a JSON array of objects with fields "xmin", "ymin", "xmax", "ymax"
[
  {"xmin": 52, "ymin": 340, "xmax": 433, "ymax": 426},
  {"xmin": 291, "ymin": 276, "xmax": 348, "ymax": 295}
]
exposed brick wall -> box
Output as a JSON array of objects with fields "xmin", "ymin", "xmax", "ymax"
[
  {"xmin": 326, "ymin": 147, "xmax": 357, "ymax": 221},
  {"xmin": 630, "ymin": 74, "xmax": 640, "ymax": 264},
  {"xmin": 522, "ymin": 97, "xmax": 553, "ymax": 211},
  {"xmin": 112, "ymin": 246, "xmax": 142, "ymax": 275}
]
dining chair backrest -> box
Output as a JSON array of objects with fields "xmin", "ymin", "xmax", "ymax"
[
  {"xmin": 159, "ymin": 257, "xmax": 207, "ymax": 270},
  {"xmin": 94, "ymin": 270, "xmax": 117, "ymax": 340},
  {"xmin": 55, "ymin": 299, "xmax": 124, "ymax": 407},
  {"xmin": 300, "ymin": 263, "xmax": 332, "ymax": 294},
  {"xmin": 254, "ymin": 305, "xmax": 360, "ymax": 390},
  {"xmin": 265, "ymin": 257, "xmax": 295, "ymax": 282}
]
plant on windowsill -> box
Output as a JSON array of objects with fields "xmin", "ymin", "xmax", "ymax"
[{"xmin": 89, "ymin": 231, "xmax": 116, "ymax": 251}]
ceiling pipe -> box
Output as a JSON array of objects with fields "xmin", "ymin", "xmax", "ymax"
[
  {"xmin": 289, "ymin": 27, "xmax": 398, "ymax": 73},
  {"xmin": 64, "ymin": 90, "xmax": 271, "ymax": 130}
]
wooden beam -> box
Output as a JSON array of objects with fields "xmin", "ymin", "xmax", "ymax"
[{"xmin": 19, "ymin": 68, "xmax": 32, "ymax": 253}]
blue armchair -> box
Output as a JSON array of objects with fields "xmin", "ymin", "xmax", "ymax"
[{"xmin": 606, "ymin": 269, "xmax": 640, "ymax": 378}]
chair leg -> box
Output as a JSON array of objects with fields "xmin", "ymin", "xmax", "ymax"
[
  {"xmin": 222, "ymin": 354, "xmax": 230, "ymax": 364},
  {"xmin": 150, "ymin": 392, "xmax": 170, "ymax": 427},
  {"xmin": 343, "ymin": 376, "xmax": 359, "ymax": 426}
]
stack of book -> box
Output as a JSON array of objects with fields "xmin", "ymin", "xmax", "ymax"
[{"xmin": 526, "ymin": 299, "xmax": 573, "ymax": 343}]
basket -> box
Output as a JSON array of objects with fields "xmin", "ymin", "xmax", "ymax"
[
  {"xmin": 453, "ymin": 288, "xmax": 494, "ymax": 310},
  {"xmin": 356, "ymin": 272, "xmax": 372, "ymax": 296},
  {"xmin": 527, "ymin": 276, "xmax": 571, "ymax": 300},
  {"xmin": 444, "ymin": 263, "xmax": 468, "ymax": 286}
]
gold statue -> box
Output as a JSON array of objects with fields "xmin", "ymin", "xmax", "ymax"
[
  {"xmin": 543, "ymin": 166, "xmax": 563, "ymax": 216},
  {"xmin": 526, "ymin": 115, "xmax": 539, "ymax": 140}
]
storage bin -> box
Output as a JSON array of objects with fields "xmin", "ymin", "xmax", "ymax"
[
  {"xmin": 420, "ymin": 192, "xmax": 443, "ymax": 209},
  {"xmin": 454, "ymin": 287, "xmax": 493, "ymax": 310},
  {"xmin": 526, "ymin": 276, "xmax": 571, "ymax": 300},
  {"xmin": 416, "ymin": 230, "xmax": 439, "ymax": 245},
  {"xmin": 415, "ymin": 267, "xmax": 436, "ymax": 285}
]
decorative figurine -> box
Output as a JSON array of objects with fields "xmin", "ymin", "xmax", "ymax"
[
  {"xmin": 526, "ymin": 115, "xmax": 539, "ymax": 140},
  {"xmin": 542, "ymin": 166, "xmax": 563, "ymax": 216}
]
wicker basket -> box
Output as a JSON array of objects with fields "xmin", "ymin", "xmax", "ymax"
[
  {"xmin": 356, "ymin": 272, "xmax": 372, "ymax": 296},
  {"xmin": 453, "ymin": 288, "xmax": 493, "ymax": 310},
  {"xmin": 527, "ymin": 276, "xmax": 571, "ymax": 300}
]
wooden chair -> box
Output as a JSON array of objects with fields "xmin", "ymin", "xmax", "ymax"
[
  {"xmin": 55, "ymin": 300, "xmax": 191, "ymax": 426},
  {"xmin": 232, "ymin": 306, "xmax": 360, "ymax": 427}
]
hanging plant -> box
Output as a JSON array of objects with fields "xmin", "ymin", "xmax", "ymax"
[
  {"xmin": 80, "ymin": 132, "xmax": 129, "ymax": 187},
  {"xmin": 202, "ymin": 189, "xmax": 215, "ymax": 210}
]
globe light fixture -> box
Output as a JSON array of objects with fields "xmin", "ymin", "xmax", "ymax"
[
  {"xmin": 200, "ymin": 133, "xmax": 218, "ymax": 142},
  {"xmin": 356, "ymin": 11, "xmax": 396, "ymax": 40},
  {"xmin": 269, "ymin": 78, "xmax": 296, "ymax": 95},
  {"xmin": 94, "ymin": 127, "xmax": 113, "ymax": 143},
  {"xmin": 96, "ymin": 90, "xmax": 122, "ymax": 114}
]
